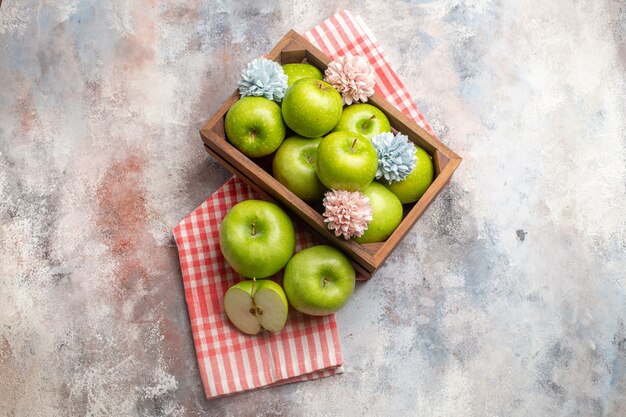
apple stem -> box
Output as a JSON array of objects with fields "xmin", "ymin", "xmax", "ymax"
[
  {"xmin": 368, "ymin": 114, "xmax": 376, "ymax": 121},
  {"xmin": 251, "ymin": 221, "xmax": 256, "ymax": 236},
  {"xmin": 322, "ymin": 278, "xmax": 328, "ymax": 287},
  {"xmin": 350, "ymin": 138, "xmax": 358, "ymax": 152}
]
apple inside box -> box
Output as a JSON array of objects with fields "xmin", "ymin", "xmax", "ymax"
[{"xmin": 200, "ymin": 30, "xmax": 461, "ymax": 279}]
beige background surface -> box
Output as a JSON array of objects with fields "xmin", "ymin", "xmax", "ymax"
[{"xmin": 1, "ymin": 1, "xmax": 625, "ymax": 416}]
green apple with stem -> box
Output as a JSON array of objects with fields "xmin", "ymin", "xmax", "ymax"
[
  {"xmin": 282, "ymin": 63, "xmax": 323, "ymax": 86},
  {"xmin": 281, "ymin": 78, "xmax": 343, "ymax": 138},
  {"xmin": 283, "ymin": 245, "xmax": 356, "ymax": 316},
  {"xmin": 224, "ymin": 96, "xmax": 286, "ymax": 158},
  {"xmin": 385, "ymin": 146, "xmax": 434, "ymax": 204},
  {"xmin": 315, "ymin": 131, "xmax": 378, "ymax": 191},
  {"xmin": 332, "ymin": 103, "xmax": 391, "ymax": 139},
  {"xmin": 354, "ymin": 182, "xmax": 403, "ymax": 244},
  {"xmin": 219, "ymin": 200, "xmax": 295, "ymax": 278},
  {"xmin": 224, "ymin": 278, "xmax": 289, "ymax": 335},
  {"xmin": 272, "ymin": 136, "xmax": 326, "ymax": 202}
]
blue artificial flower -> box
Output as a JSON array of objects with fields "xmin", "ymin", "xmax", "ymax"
[
  {"xmin": 237, "ymin": 58, "xmax": 288, "ymax": 102},
  {"xmin": 371, "ymin": 132, "xmax": 418, "ymax": 183}
]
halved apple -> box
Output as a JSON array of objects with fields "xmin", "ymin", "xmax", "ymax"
[{"xmin": 223, "ymin": 279, "xmax": 289, "ymax": 335}]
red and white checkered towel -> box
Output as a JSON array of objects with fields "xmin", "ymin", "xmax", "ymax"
[
  {"xmin": 174, "ymin": 10, "xmax": 434, "ymax": 399},
  {"xmin": 174, "ymin": 178, "xmax": 343, "ymax": 399}
]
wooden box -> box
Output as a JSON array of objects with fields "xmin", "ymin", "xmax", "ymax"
[{"xmin": 200, "ymin": 30, "xmax": 462, "ymax": 279}]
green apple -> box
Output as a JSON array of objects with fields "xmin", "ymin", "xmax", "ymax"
[
  {"xmin": 219, "ymin": 200, "xmax": 295, "ymax": 278},
  {"xmin": 224, "ymin": 96, "xmax": 286, "ymax": 158},
  {"xmin": 281, "ymin": 78, "xmax": 343, "ymax": 138},
  {"xmin": 272, "ymin": 136, "xmax": 326, "ymax": 202},
  {"xmin": 331, "ymin": 103, "xmax": 391, "ymax": 139},
  {"xmin": 283, "ymin": 245, "xmax": 355, "ymax": 316},
  {"xmin": 354, "ymin": 182, "xmax": 403, "ymax": 244},
  {"xmin": 315, "ymin": 131, "xmax": 378, "ymax": 191},
  {"xmin": 224, "ymin": 279, "xmax": 289, "ymax": 335},
  {"xmin": 282, "ymin": 63, "xmax": 323, "ymax": 86},
  {"xmin": 385, "ymin": 147, "xmax": 434, "ymax": 204}
]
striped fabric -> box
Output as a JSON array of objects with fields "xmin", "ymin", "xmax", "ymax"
[{"xmin": 174, "ymin": 10, "xmax": 435, "ymax": 399}]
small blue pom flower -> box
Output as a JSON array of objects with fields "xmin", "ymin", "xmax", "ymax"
[
  {"xmin": 371, "ymin": 132, "xmax": 418, "ymax": 183},
  {"xmin": 237, "ymin": 58, "xmax": 288, "ymax": 102}
]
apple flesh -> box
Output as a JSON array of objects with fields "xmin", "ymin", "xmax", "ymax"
[
  {"xmin": 224, "ymin": 96, "xmax": 286, "ymax": 158},
  {"xmin": 385, "ymin": 146, "xmax": 434, "ymax": 204},
  {"xmin": 354, "ymin": 182, "xmax": 403, "ymax": 244},
  {"xmin": 315, "ymin": 131, "xmax": 378, "ymax": 191},
  {"xmin": 332, "ymin": 103, "xmax": 391, "ymax": 139},
  {"xmin": 283, "ymin": 245, "xmax": 356, "ymax": 316},
  {"xmin": 219, "ymin": 200, "xmax": 295, "ymax": 278},
  {"xmin": 272, "ymin": 136, "xmax": 326, "ymax": 202},
  {"xmin": 282, "ymin": 63, "xmax": 323, "ymax": 86},
  {"xmin": 281, "ymin": 78, "xmax": 343, "ymax": 138},
  {"xmin": 224, "ymin": 279, "xmax": 289, "ymax": 335}
]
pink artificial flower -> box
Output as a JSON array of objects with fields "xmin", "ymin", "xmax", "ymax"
[
  {"xmin": 322, "ymin": 190, "xmax": 373, "ymax": 239},
  {"xmin": 324, "ymin": 55, "xmax": 376, "ymax": 105}
]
